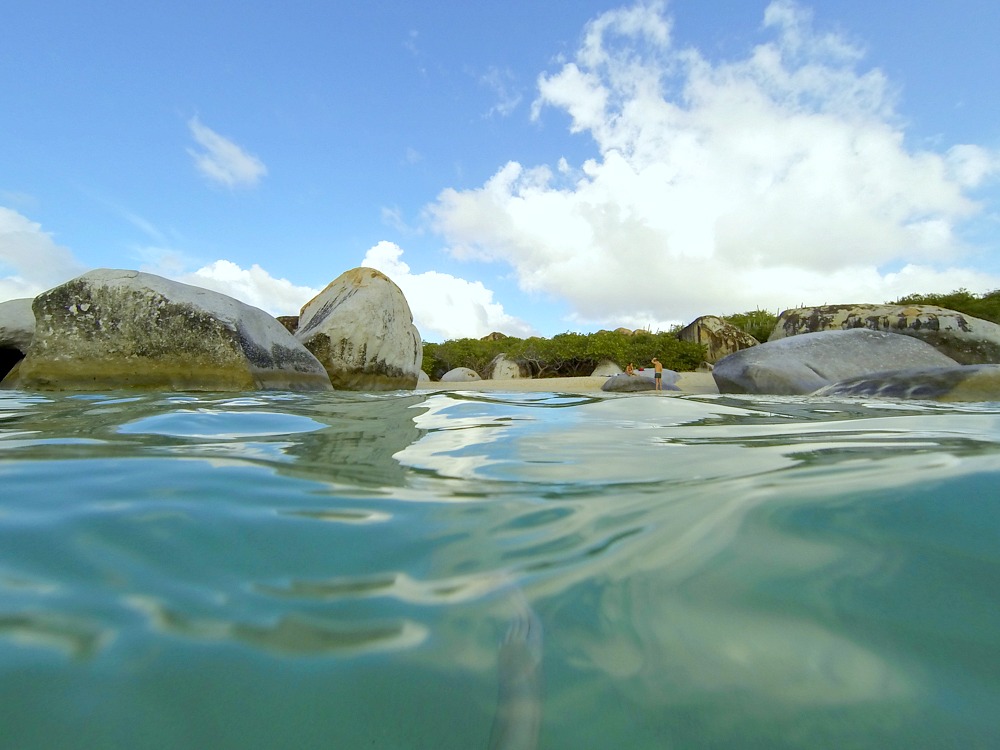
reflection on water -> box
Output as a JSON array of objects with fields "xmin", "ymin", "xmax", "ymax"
[{"xmin": 1, "ymin": 390, "xmax": 999, "ymax": 748}]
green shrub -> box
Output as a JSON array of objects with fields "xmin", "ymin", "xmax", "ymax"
[{"xmin": 721, "ymin": 309, "xmax": 779, "ymax": 342}]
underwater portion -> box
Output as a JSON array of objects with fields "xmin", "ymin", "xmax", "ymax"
[{"xmin": 1, "ymin": 389, "xmax": 998, "ymax": 748}]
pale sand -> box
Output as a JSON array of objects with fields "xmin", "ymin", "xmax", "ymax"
[{"xmin": 416, "ymin": 371, "xmax": 719, "ymax": 395}]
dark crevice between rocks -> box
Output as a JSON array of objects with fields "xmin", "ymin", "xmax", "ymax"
[{"xmin": 1, "ymin": 348, "xmax": 25, "ymax": 381}]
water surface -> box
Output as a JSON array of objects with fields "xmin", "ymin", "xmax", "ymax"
[{"xmin": 1, "ymin": 389, "xmax": 998, "ymax": 748}]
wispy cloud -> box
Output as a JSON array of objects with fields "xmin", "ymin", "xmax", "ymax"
[
  {"xmin": 187, "ymin": 116, "xmax": 268, "ymax": 189},
  {"xmin": 429, "ymin": 0, "xmax": 1000, "ymax": 330},
  {"xmin": 480, "ymin": 66, "xmax": 523, "ymax": 118}
]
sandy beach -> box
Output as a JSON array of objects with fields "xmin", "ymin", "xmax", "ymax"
[{"xmin": 416, "ymin": 371, "xmax": 719, "ymax": 395}]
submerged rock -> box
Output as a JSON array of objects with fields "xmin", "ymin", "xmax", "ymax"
[
  {"xmin": 3, "ymin": 269, "xmax": 332, "ymax": 392},
  {"xmin": 713, "ymin": 329, "xmax": 958, "ymax": 395},
  {"xmin": 0, "ymin": 298, "xmax": 34, "ymax": 382},
  {"xmin": 295, "ymin": 267, "xmax": 422, "ymax": 391},
  {"xmin": 770, "ymin": 304, "xmax": 1000, "ymax": 364},
  {"xmin": 813, "ymin": 364, "xmax": 1000, "ymax": 402}
]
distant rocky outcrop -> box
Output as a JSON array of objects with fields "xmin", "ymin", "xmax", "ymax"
[
  {"xmin": 487, "ymin": 354, "xmax": 528, "ymax": 379},
  {"xmin": 0, "ymin": 298, "xmax": 34, "ymax": 381},
  {"xmin": 770, "ymin": 304, "xmax": 1000, "ymax": 364},
  {"xmin": 481, "ymin": 331, "xmax": 509, "ymax": 341},
  {"xmin": 276, "ymin": 315, "xmax": 299, "ymax": 334},
  {"xmin": 2, "ymin": 269, "xmax": 332, "ymax": 392},
  {"xmin": 713, "ymin": 329, "xmax": 958, "ymax": 395},
  {"xmin": 678, "ymin": 315, "xmax": 759, "ymax": 364},
  {"xmin": 440, "ymin": 367, "xmax": 481, "ymax": 382},
  {"xmin": 295, "ymin": 267, "xmax": 422, "ymax": 391},
  {"xmin": 813, "ymin": 364, "xmax": 1000, "ymax": 402}
]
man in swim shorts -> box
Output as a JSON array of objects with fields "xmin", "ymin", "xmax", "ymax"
[{"xmin": 651, "ymin": 357, "xmax": 663, "ymax": 391}]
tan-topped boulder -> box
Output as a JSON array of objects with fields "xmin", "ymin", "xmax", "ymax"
[
  {"xmin": 295, "ymin": 267, "xmax": 422, "ymax": 390},
  {"xmin": 769, "ymin": 304, "xmax": 1000, "ymax": 364},
  {"xmin": 2, "ymin": 269, "xmax": 332, "ymax": 392},
  {"xmin": 678, "ymin": 315, "xmax": 759, "ymax": 364}
]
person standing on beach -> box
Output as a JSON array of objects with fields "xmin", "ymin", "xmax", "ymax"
[{"xmin": 651, "ymin": 357, "xmax": 663, "ymax": 391}]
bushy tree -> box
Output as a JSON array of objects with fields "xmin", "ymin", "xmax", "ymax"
[{"xmin": 721, "ymin": 309, "xmax": 779, "ymax": 342}]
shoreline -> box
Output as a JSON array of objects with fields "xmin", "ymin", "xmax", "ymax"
[{"xmin": 416, "ymin": 371, "xmax": 719, "ymax": 395}]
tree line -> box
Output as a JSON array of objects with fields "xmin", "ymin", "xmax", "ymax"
[
  {"xmin": 422, "ymin": 289, "xmax": 1000, "ymax": 379},
  {"xmin": 422, "ymin": 330, "xmax": 704, "ymax": 379}
]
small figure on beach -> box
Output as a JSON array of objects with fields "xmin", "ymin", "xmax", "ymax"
[
  {"xmin": 625, "ymin": 363, "xmax": 635, "ymax": 376},
  {"xmin": 651, "ymin": 357, "xmax": 663, "ymax": 390}
]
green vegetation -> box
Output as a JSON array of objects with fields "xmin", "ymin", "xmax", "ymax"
[
  {"xmin": 721, "ymin": 309, "xmax": 779, "ymax": 343},
  {"xmin": 892, "ymin": 288, "xmax": 1000, "ymax": 325},
  {"xmin": 422, "ymin": 330, "xmax": 705, "ymax": 379}
]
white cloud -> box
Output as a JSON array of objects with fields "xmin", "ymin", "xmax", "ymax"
[
  {"xmin": 175, "ymin": 260, "xmax": 318, "ymax": 316},
  {"xmin": 361, "ymin": 241, "xmax": 534, "ymax": 341},
  {"xmin": 0, "ymin": 207, "xmax": 86, "ymax": 301},
  {"xmin": 187, "ymin": 117, "xmax": 268, "ymax": 188},
  {"xmin": 429, "ymin": 1, "xmax": 1000, "ymax": 328}
]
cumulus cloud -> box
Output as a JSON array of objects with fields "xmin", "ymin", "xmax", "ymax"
[
  {"xmin": 429, "ymin": 0, "xmax": 1000, "ymax": 329},
  {"xmin": 0, "ymin": 207, "xmax": 86, "ymax": 300},
  {"xmin": 187, "ymin": 117, "xmax": 268, "ymax": 188},
  {"xmin": 361, "ymin": 241, "xmax": 534, "ymax": 341},
  {"xmin": 174, "ymin": 260, "xmax": 318, "ymax": 316}
]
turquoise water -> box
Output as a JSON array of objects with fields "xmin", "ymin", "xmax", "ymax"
[{"xmin": 1, "ymin": 389, "xmax": 999, "ymax": 749}]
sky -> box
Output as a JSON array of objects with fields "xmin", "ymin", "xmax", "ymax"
[{"xmin": 2, "ymin": 0, "xmax": 999, "ymax": 342}]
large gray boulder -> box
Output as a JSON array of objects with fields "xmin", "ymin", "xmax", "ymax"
[
  {"xmin": 601, "ymin": 369, "xmax": 680, "ymax": 392},
  {"xmin": 770, "ymin": 304, "xmax": 1000, "ymax": 364},
  {"xmin": 814, "ymin": 364, "xmax": 1000, "ymax": 402},
  {"xmin": 601, "ymin": 374, "xmax": 656, "ymax": 392},
  {"xmin": 678, "ymin": 315, "xmax": 759, "ymax": 364},
  {"xmin": 0, "ymin": 298, "xmax": 35, "ymax": 381},
  {"xmin": 2, "ymin": 269, "xmax": 332, "ymax": 392},
  {"xmin": 713, "ymin": 329, "xmax": 959, "ymax": 395},
  {"xmin": 295, "ymin": 267, "xmax": 422, "ymax": 391}
]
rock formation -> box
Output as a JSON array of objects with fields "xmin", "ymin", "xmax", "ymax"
[
  {"xmin": 770, "ymin": 304, "xmax": 1000, "ymax": 364},
  {"xmin": 591, "ymin": 360, "xmax": 623, "ymax": 377},
  {"xmin": 678, "ymin": 315, "xmax": 759, "ymax": 364},
  {"xmin": 813, "ymin": 364, "xmax": 1000, "ymax": 402},
  {"xmin": 295, "ymin": 267, "xmax": 422, "ymax": 391},
  {"xmin": 2, "ymin": 269, "xmax": 332, "ymax": 392},
  {"xmin": 713, "ymin": 329, "xmax": 958, "ymax": 395},
  {"xmin": 488, "ymin": 354, "xmax": 528, "ymax": 379},
  {"xmin": 440, "ymin": 367, "xmax": 481, "ymax": 382}
]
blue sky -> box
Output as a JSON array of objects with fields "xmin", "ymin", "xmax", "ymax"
[{"xmin": 2, "ymin": 0, "xmax": 998, "ymax": 341}]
